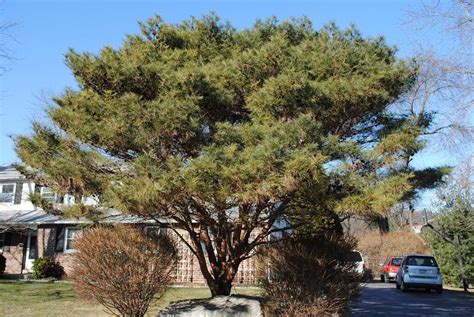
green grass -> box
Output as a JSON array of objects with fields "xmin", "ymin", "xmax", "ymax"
[
  {"xmin": 0, "ymin": 280, "xmax": 262, "ymax": 316},
  {"xmin": 0, "ymin": 280, "xmax": 105, "ymax": 317}
]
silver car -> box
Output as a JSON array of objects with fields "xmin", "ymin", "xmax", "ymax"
[{"xmin": 396, "ymin": 254, "xmax": 443, "ymax": 294}]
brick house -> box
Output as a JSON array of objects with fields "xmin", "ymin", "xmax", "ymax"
[{"xmin": 0, "ymin": 166, "xmax": 257, "ymax": 284}]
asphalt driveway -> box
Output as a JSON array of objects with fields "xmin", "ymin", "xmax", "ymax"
[{"xmin": 351, "ymin": 282, "xmax": 474, "ymax": 316}]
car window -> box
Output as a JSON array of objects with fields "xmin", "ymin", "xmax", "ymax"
[
  {"xmin": 406, "ymin": 256, "xmax": 437, "ymax": 267},
  {"xmin": 391, "ymin": 258, "xmax": 402, "ymax": 266}
]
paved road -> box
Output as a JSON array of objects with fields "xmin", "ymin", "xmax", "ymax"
[{"xmin": 351, "ymin": 282, "xmax": 474, "ymax": 316}]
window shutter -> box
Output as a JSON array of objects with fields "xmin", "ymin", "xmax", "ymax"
[
  {"xmin": 55, "ymin": 228, "xmax": 65, "ymax": 252},
  {"xmin": 3, "ymin": 232, "xmax": 11, "ymax": 252},
  {"xmin": 14, "ymin": 182, "xmax": 23, "ymax": 205}
]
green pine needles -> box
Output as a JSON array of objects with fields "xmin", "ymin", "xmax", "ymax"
[{"xmin": 15, "ymin": 14, "xmax": 448, "ymax": 295}]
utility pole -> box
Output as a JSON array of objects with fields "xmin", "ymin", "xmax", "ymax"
[{"xmin": 453, "ymin": 235, "xmax": 469, "ymax": 292}]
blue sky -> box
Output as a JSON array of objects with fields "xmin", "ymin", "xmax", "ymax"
[{"xmin": 0, "ymin": 0, "xmax": 466, "ymax": 208}]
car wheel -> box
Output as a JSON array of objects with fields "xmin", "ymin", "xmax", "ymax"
[
  {"xmin": 436, "ymin": 286, "xmax": 443, "ymax": 294},
  {"xmin": 381, "ymin": 274, "xmax": 385, "ymax": 283},
  {"xmin": 401, "ymin": 280, "xmax": 407, "ymax": 292}
]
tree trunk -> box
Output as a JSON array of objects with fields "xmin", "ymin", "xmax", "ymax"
[
  {"xmin": 209, "ymin": 276, "xmax": 233, "ymax": 296},
  {"xmin": 408, "ymin": 201, "xmax": 414, "ymax": 227},
  {"xmin": 377, "ymin": 216, "xmax": 390, "ymax": 233},
  {"xmin": 180, "ymin": 226, "xmax": 243, "ymax": 297},
  {"xmin": 205, "ymin": 264, "xmax": 239, "ymax": 297}
]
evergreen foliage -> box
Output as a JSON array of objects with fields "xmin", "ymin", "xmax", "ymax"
[
  {"xmin": 31, "ymin": 257, "xmax": 64, "ymax": 280},
  {"xmin": 424, "ymin": 178, "xmax": 474, "ymax": 288},
  {"xmin": 14, "ymin": 14, "xmax": 446, "ymax": 295}
]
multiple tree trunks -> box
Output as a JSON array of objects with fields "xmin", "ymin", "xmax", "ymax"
[{"xmin": 160, "ymin": 227, "xmax": 259, "ymax": 292}]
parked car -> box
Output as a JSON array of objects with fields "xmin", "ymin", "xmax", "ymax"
[
  {"xmin": 351, "ymin": 250, "xmax": 366, "ymax": 275},
  {"xmin": 396, "ymin": 254, "xmax": 443, "ymax": 293},
  {"xmin": 380, "ymin": 257, "xmax": 402, "ymax": 282}
]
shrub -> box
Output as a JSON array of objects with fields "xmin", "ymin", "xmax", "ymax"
[
  {"xmin": 358, "ymin": 230, "xmax": 429, "ymax": 274},
  {"xmin": 261, "ymin": 234, "xmax": 360, "ymax": 316},
  {"xmin": 31, "ymin": 257, "xmax": 64, "ymax": 279},
  {"xmin": 0, "ymin": 254, "xmax": 6, "ymax": 274},
  {"xmin": 71, "ymin": 225, "xmax": 178, "ymax": 317}
]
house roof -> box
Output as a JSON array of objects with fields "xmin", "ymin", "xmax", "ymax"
[
  {"xmin": 0, "ymin": 209, "xmax": 62, "ymax": 225},
  {"xmin": 0, "ymin": 208, "xmax": 167, "ymax": 226},
  {"xmin": 0, "ymin": 165, "xmax": 172, "ymax": 226},
  {"xmin": 0, "ymin": 166, "xmax": 27, "ymax": 182}
]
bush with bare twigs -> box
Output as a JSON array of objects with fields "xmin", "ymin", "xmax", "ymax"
[
  {"xmin": 71, "ymin": 225, "xmax": 178, "ymax": 317},
  {"xmin": 261, "ymin": 234, "xmax": 360, "ymax": 316},
  {"xmin": 358, "ymin": 229, "xmax": 429, "ymax": 276}
]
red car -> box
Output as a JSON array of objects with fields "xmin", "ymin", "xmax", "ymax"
[{"xmin": 380, "ymin": 257, "xmax": 402, "ymax": 282}]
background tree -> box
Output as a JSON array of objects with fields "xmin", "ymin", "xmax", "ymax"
[
  {"xmin": 15, "ymin": 15, "xmax": 443, "ymax": 295},
  {"xmin": 0, "ymin": 10, "xmax": 17, "ymax": 75},
  {"xmin": 405, "ymin": 0, "xmax": 473, "ymax": 136},
  {"xmin": 423, "ymin": 159, "xmax": 473, "ymax": 289},
  {"xmin": 393, "ymin": 0, "xmax": 474, "ymax": 226}
]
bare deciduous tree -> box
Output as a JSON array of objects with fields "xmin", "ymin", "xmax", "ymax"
[
  {"xmin": 406, "ymin": 0, "xmax": 473, "ymax": 41},
  {"xmin": 403, "ymin": 0, "xmax": 473, "ymax": 150},
  {"xmin": 436, "ymin": 154, "xmax": 474, "ymax": 208},
  {"xmin": 0, "ymin": 18, "xmax": 17, "ymax": 75},
  {"xmin": 385, "ymin": 1, "xmax": 474, "ymax": 226}
]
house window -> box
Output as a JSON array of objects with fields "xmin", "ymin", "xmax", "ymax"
[
  {"xmin": 144, "ymin": 226, "xmax": 167, "ymax": 237},
  {"xmin": 0, "ymin": 184, "xmax": 15, "ymax": 203},
  {"xmin": 64, "ymin": 228, "xmax": 82, "ymax": 252},
  {"xmin": 41, "ymin": 187, "xmax": 64, "ymax": 204}
]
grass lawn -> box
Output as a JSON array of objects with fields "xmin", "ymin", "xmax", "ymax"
[{"xmin": 0, "ymin": 280, "xmax": 262, "ymax": 316}]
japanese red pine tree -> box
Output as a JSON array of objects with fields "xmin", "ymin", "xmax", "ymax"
[{"xmin": 15, "ymin": 15, "xmax": 446, "ymax": 295}]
